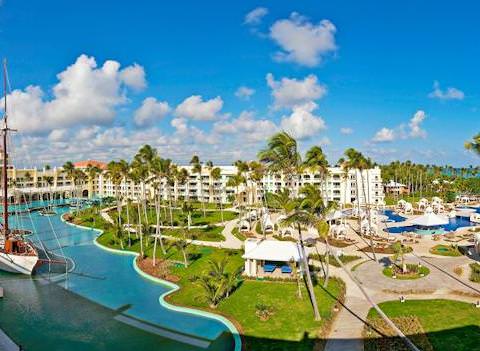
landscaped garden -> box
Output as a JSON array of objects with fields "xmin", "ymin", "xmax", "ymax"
[
  {"xmin": 382, "ymin": 263, "xmax": 430, "ymax": 280},
  {"xmin": 364, "ymin": 299, "xmax": 480, "ymax": 351},
  {"xmin": 469, "ymin": 262, "xmax": 480, "ymax": 283},
  {"xmin": 68, "ymin": 205, "xmax": 346, "ymax": 351},
  {"xmin": 429, "ymin": 244, "xmax": 462, "ymax": 257}
]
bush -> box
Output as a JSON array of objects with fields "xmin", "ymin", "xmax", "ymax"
[{"xmin": 469, "ymin": 263, "xmax": 480, "ymax": 283}]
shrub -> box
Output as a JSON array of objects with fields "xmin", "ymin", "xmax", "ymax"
[{"xmin": 469, "ymin": 263, "xmax": 480, "ymax": 283}]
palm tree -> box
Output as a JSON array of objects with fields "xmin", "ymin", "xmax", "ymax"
[
  {"xmin": 391, "ymin": 242, "xmax": 407, "ymax": 273},
  {"xmin": 181, "ymin": 201, "xmax": 194, "ymax": 230},
  {"xmin": 211, "ymin": 167, "xmax": 224, "ymax": 223},
  {"xmin": 190, "ymin": 155, "xmax": 206, "ymax": 217},
  {"xmin": 63, "ymin": 161, "xmax": 76, "ymax": 199},
  {"xmin": 173, "ymin": 239, "xmax": 189, "ymax": 267},
  {"xmin": 85, "ymin": 163, "xmax": 102, "ymax": 198},
  {"xmin": 304, "ymin": 146, "xmax": 329, "ymax": 205},
  {"xmin": 106, "ymin": 161, "xmax": 124, "ymax": 249},
  {"xmin": 205, "ymin": 160, "xmax": 214, "ymax": 203},
  {"xmin": 258, "ymin": 132, "xmax": 321, "ymax": 321},
  {"xmin": 465, "ymin": 133, "xmax": 480, "ymax": 157},
  {"xmin": 129, "ymin": 168, "xmax": 145, "ymax": 257}
]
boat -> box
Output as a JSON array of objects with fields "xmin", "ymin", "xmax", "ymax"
[{"xmin": 0, "ymin": 60, "xmax": 39, "ymax": 274}]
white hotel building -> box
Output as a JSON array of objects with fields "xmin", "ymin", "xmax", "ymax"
[
  {"xmin": 5, "ymin": 160, "xmax": 384, "ymax": 206},
  {"xmin": 93, "ymin": 164, "xmax": 385, "ymax": 207}
]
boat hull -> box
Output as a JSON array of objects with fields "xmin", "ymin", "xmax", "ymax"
[{"xmin": 0, "ymin": 252, "xmax": 38, "ymax": 275}]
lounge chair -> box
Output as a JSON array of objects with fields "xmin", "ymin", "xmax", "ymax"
[
  {"xmin": 281, "ymin": 265, "xmax": 292, "ymax": 274},
  {"xmin": 263, "ymin": 264, "xmax": 276, "ymax": 273}
]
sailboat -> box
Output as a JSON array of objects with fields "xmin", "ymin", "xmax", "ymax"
[{"xmin": 0, "ymin": 60, "xmax": 39, "ymax": 274}]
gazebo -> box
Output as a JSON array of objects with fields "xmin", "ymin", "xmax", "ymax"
[{"xmin": 409, "ymin": 207, "xmax": 449, "ymax": 227}]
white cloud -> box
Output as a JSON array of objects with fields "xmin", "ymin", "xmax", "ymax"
[
  {"xmin": 214, "ymin": 111, "xmax": 278, "ymax": 142},
  {"xmin": 269, "ymin": 12, "xmax": 337, "ymax": 67},
  {"xmin": 371, "ymin": 110, "xmax": 427, "ymax": 143},
  {"xmin": 244, "ymin": 7, "xmax": 268, "ymax": 25},
  {"xmin": 175, "ymin": 95, "xmax": 223, "ymax": 121},
  {"xmin": 266, "ymin": 73, "xmax": 326, "ymax": 109},
  {"xmin": 234, "ymin": 86, "xmax": 255, "ymax": 100},
  {"xmin": 134, "ymin": 97, "xmax": 171, "ymax": 126},
  {"xmin": 372, "ymin": 127, "xmax": 395, "ymax": 143},
  {"xmin": 340, "ymin": 127, "xmax": 353, "ymax": 135},
  {"xmin": 280, "ymin": 102, "xmax": 326, "ymax": 140},
  {"xmin": 48, "ymin": 129, "xmax": 68, "ymax": 142},
  {"xmin": 119, "ymin": 63, "xmax": 146, "ymax": 91},
  {"xmin": 4, "ymin": 54, "xmax": 145, "ymax": 133},
  {"xmin": 428, "ymin": 81, "xmax": 464, "ymax": 101},
  {"xmin": 408, "ymin": 110, "xmax": 427, "ymax": 138}
]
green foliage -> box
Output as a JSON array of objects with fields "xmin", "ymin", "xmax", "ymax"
[{"xmin": 469, "ymin": 262, "xmax": 480, "ymax": 283}]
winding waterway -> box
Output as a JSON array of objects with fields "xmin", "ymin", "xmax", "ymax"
[{"xmin": 0, "ymin": 201, "xmax": 237, "ymax": 351}]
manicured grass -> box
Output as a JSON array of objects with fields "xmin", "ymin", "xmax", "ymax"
[
  {"xmin": 383, "ymin": 263, "xmax": 430, "ymax": 280},
  {"xmin": 469, "ymin": 262, "xmax": 480, "ymax": 283},
  {"xmin": 367, "ymin": 299, "xmax": 480, "ymax": 351},
  {"xmin": 162, "ymin": 225, "xmax": 225, "ymax": 242},
  {"xmin": 309, "ymin": 253, "xmax": 361, "ymax": 267},
  {"xmin": 231, "ymin": 227, "xmax": 247, "ymax": 241},
  {"xmin": 429, "ymin": 244, "xmax": 462, "ymax": 257},
  {"xmin": 73, "ymin": 206, "xmax": 346, "ymax": 351},
  {"xmin": 113, "ymin": 205, "xmax": 237, "ymax": 227}
]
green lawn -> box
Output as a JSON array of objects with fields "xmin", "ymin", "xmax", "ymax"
[
  {"xmin": 162, "ymin": 226, "xmax": 225, "ymax": 241},
  {"xmin": 430, "ymin": 244, "xmax": 462, "ymax": 257},
  {"xmin": 71, "ymin": 206, "xmax": 346, "ymax": 351},
  {"xmin": 382, "ymin": 264, "xmax": 430, "ymax": 280},
  {"xmin": 367, "ymin": 299, "xmax": 480, "ymax": 351}
]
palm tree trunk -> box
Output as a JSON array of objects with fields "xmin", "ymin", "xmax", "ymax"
[
  {"xmin": 126, "ymin": 200, "xmax": 131, "ymax": 246},
  {"xmin": 182, "ymin": 249, "xmax": 188, "ymax": 267},
  {"xmin": 200, "ymin": 175, "xmax": 206, "ymax": 217},
  {"xmin": 323, "ymin": 239, "xmax": 330, "ymax": 288},
  {"xmin": 153, "ymin": 236, "xmax": 158, "ymax": 266},
  {"xmin": 137, "ymin": 201, "xmax": 144, "ymax": 257},
  {"xmin": 361, "ymin": 170, "xmax": 377, "ymax": 261},
  {"xmin": 155, "ymin": 193, "xmax": 166, "ymax": 255},
  {"xmin": 297, "ymin": 223, "xmax": 321, "ymax": 321}
]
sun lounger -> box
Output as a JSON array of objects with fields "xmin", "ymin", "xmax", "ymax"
[
  {"xmin": 263, "ymin": 264, "xmax": 276, "ymax": 273},
  {"xmin": 281, "ymin": 265, "xmax": 292, "ymax": 274}
]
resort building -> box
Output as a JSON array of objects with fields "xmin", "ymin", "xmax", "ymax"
[
  {"xmin": 92, "ymin": 164, "xmax": 385, "ymax": 206},
  {"xmin": 383, "ymin": 180, "xmax": 410, "ymax": 195},
  {"xmin": 242, "ymin": 238, "xmax": 303, "ymax": 277},
  {"xmin": 5, "ymin": 161, "xmax": 384, "ymax": 206}
]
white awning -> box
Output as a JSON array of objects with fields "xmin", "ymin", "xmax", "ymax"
[
  {"xmin": 409, "ymin": 213, "xmax": 449, "ymax": 227},
  {"xmin": 242, "ymin": 239, "xmax": 303, "ymax": 262}
]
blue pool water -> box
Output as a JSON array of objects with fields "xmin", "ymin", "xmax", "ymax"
[
  {"xmin": 381, "ymin": 210, "xmax": 406, "ymax": 223},
  {"xmin": 386, "ymin": 215, "xmax": 478, "ymax": 234},
  {"xmin": 0, "ymin": 201, "xmax": 236, "ymax": 350}
]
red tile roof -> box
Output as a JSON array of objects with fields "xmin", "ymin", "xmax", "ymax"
[{"xmin": 73, "ymin": 160, "xmax": 107, "ymax": 170}]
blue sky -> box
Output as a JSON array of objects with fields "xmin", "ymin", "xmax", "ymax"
[{"xmin": 1, "ymin": 0, "xmax": 479, "ymax": 167}]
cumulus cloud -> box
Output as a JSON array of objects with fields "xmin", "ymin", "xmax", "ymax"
[
  {"xmin": 269, "ymin": 12, "xmax": 337, "ymax": 67},
  {"xmin": 244, "ymin": 7, "xmax": 268, "ymax": 25},
  {"xmin": 408, "ymin": 110, "xmax": 427, "ymax": 138},
  {"xmin": 119, "ymin": 63, "xmax": 146, "ymax": 91},
  {"xmin": 234, "ymin": 86, "xmax": 255, "ymax": 100},
  {"xmin": 372, "ymin": 127, "xmax": 395, "ymax": 143},
  {"xmin": 213, "ymin": 111, "xmax": 278, "ymax": 142},
  {"xmin": 4, "ymin": 54, "xmax": 145, "ymax": 133},
  {"xmin": 134, "ymin": 97, "xmax": 171, "ymax": 126},
  {"xmin": 266, "ymin": 73, "xmax": 326, "ymax": 109},
  {"xmin": 174, "ymin": 95, "xmax": 223, "ymax": 121},
  {"xmin": 428, "ymin": 81, "xmax": 464, "ymax": 101},
  {"xmin": 340, "ymin": 127, "xmax": 353, "ymax": 135},
  {"xmin": 371, "ymin": 110, "xmax": 427, "ymax": 143},
  {"xmin": 280, "ymin": 102, "xmax": 326, "ymax": 140}
]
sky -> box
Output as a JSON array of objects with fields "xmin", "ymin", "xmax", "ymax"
[{"xmin": 0, "ymin": 0, "xmax": 479, "ymax": 168}]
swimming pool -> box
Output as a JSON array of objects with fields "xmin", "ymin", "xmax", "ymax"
[
  {"xmin": 386, "ymin": 215, "xmax": 478, "ymax": 234},
  {"xmin": 0, "ymin": 202, "xmax": 236, "ymax": 351},
  {"xmin": 381, "ymin": 210, "xmax": 407, "ymax": 223}
]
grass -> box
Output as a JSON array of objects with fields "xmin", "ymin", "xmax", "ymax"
[
  {"xmin": 429, "ymin": 244, "xmax": 462, "ymax": 257},
  {"xmin": 72, "ymin": 206, "xmax": 346, "ymax": 351},
  {"xmin": 383, "ymin": 263, "xmax": 430, "ymax": 280},
  {"xmin": 309, "ymin": 253, "xmax": 361, "ymax": 267},
  {"xmin": 162, "ymin": 225, "xmax": 225, "ymax": 242},
  {"xmin": 351, "ymin": 260, "xmax": 369, "ymax": 272},
  {"xmin": 366, "ymin": 299, "xmax": 480, "ymax": 351},
  {"xmin": 112, "ymin": 205, "xmax": 237, "ymax": 227},
  {"xmin": 469, "ymin": 262, "xmax": 480, "ymax": 283},
  {"xmin": 231, "ymin": 227, "xmax": 247, "ymax": 241}
]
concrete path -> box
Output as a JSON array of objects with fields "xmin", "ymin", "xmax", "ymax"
[{"xmin": 0, "ymin": 327, "xmax": 19, "ymax": 351}]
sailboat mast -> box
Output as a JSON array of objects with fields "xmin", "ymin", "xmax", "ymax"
[{"xmin": 2, "ymin": 59, "xmax": 9, "ymax": 237}]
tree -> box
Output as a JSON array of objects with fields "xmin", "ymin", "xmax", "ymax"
[
  {"xmin": 258, "ymin": 132, "xmax": 321, "ymax": 321},
  {"xmin": 211, "ymin": 167, "xmax": 224, "ymax": 223},
  {"xmin": 304, "ymin": 145, "xmax": 329, "ymax": 205},
  {"xmin": 85, "ymin": 163, "xmax": 102, "ymax": 198},
  {"xmin": 391, "ymin": 242, "xmax": 407, "ymax": 273},
  {"xmin": 106, "ymin": 161, "xmax": 124, "ymax": 249},
  {"xmin": 190, "ymin": 155, "xmax": 206, "ymax": 217},
  {"xmin": 465, "ymin": 133, "xmax": 480, "ymax": 157},
  {"xmin": 181, "ymin": 201, "xmax": 194, "ymax": 230},
  {"xmin": 173, "ymin": 239, "xmax": 189, "ymax": 267}
]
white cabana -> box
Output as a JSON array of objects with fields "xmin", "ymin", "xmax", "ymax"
[
  {"xmin": 432, "ymin": 196, "xmax": 443, "ymax": 203},
  {"xmin": 325, "ymin": 210, "xmax": 344, "ymax": 222},
  {"xmin": 470, "ymin": 213, "xmax": 480, "ymax": 224},
  {"xmin": 239, "ymin": 219, "xmax": 251, "ymax": 232},
  {"xmin": 448, "ymin": 210, "xmax": 457, "ymax": 218},
  {"xmin": 261, "ymin": 214, "xmax": 274, "ymax": 233},
  {"xmin": 248, "ymin": 210, "xmax": 258, "ymax": 221},
  {"xmin": 403, "ymin": 202, "xmax": 413, "ymax": 214},
  {"xmin": 242, "ymin": 239, "xmax": 304, "ymax": 277},
  {"xmin": 409, "ymin": 207, "xmax": 449, "ymax": 227},
  {"xmin": 397, "ymin": 199, "xmax": 407, "ymax": 208}
]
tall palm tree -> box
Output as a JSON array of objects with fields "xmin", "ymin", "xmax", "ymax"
[
  {"xmin": 304, "ymin": 145, "xmax": 329, "ymax": 205},
  {"xmin": 85, "ymin": 163, "xmax": 102, "ymax": 198},
  {"xmin": 258, "ymin": 132, "xmax": 321, "ymax": 321},
  {"xmin": 106, "ymin": 161, "xmax": 124, "ymax": 249},
  {"xmin": 62, "ymin": 161, "xmax": 76, "ymax": 199},
  {"xmin": 129, "ymin": 168, "xmax": 145, "ymax": 257},
  {"xmin": 190, "ymin": 155, "xmax": 206, "ymax": 217},
  {"xmin": 465, "ymin": 133, "xmax": 480, "ymax": 157},
  {"xmin": 211, "ymin": 167, "xmax": 224, "ymax": 223}
]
